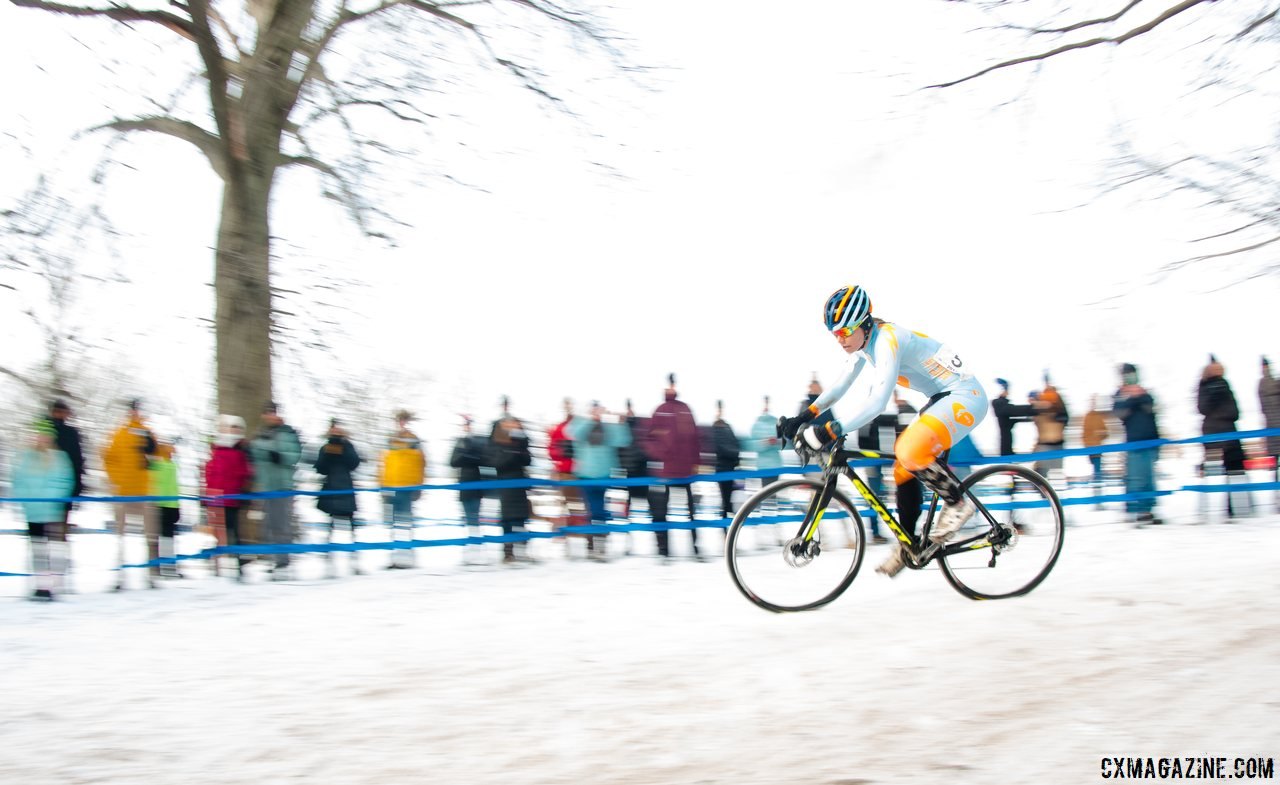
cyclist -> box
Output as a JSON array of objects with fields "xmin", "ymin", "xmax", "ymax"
[{"xmin": 779, "ymin": 285, "xmax": 989, "ymax": 577}]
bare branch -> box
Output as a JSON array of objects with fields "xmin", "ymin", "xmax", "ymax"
[
  {"xmin": 9, "ymin": 0, "xmax": 196, "ymax": 40},
  {"xmin": 86, "ymin": 116, "xmax": 227, "ymax": 179},
  {"xmin": 1165, "ymin": 234, "xmax": 1280, "ymax": 271},
  {"xmin": 0, "ymin": 364, "xmax": 44, "ymax": 394},
  {"xmin": 1192, "ymin": 217, "xmax": 1274, "ymax": 243},
  {"xmin": 1012, "ymin": 0, "xmax": 1145, "ymax": 35},
  {"xmin": 1235, "ymin": 5, "xmax": 1280, "ymax": 40},
  {"xmin": 186, "ymin": 0, "xmax": 240, "ymax": 173},
  {"xmin": 929, "ymin": 0, "xmax": 1217, "ymax": 89}
]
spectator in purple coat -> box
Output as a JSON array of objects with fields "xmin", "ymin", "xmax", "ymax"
[{"xmin": 645, "ymin": 374, "xmax": 704, "ymax": 561}]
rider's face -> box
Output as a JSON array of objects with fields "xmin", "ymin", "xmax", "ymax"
[{"xmin": 836, "ymin": 326, "xmax": 865, "ymax": 354}]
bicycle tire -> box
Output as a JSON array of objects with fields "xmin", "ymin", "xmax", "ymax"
[
  {"xmin": 725, "ymin": 477, "xmax": 866, "ymax": 613},
  {"xmin": 937, "ymin": 463, "xmax": 1065, "ymax": 600}
]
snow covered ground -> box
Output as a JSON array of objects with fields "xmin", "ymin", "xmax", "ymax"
[{"xmin": 1, "ymin": 486, "xmax": 1278, "ymax": 784}]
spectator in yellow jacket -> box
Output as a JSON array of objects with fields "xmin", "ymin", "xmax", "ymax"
[
  {"xmin": 381, "ymin": 410, "xmax": 425, "ymax": 568},
  {"xmin": 102, "ymin": 399, "xmax": 157, "ymax": 590}
]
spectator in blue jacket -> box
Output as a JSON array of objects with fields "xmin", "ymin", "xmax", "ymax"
[
  {"xmin": 14, "ymin": 420, "xmax": 74, "ymax": 600},
  {"xmin": 1113, "ymin": 363, "xmax": 1162, "ymax": 527},
  {"xmin": 250, "ymin": 402, "xmax": 303, "ymax": 579},
  {"xmin": 568, "ymin": 401, "xmax": 632, "ymax": 561},
  {"xmin": 748, "ymin": 396, "xmax": 783, "ymax": 490}
]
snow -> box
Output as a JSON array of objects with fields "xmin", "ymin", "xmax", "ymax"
[{"xmin": 1, "ymin": 488, "xmax": 1278, "ymax": 784}]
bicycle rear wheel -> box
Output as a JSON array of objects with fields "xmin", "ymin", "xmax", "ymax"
[
  {"xmin": 937, "ymin": 464, "xmax": 1065, "ymax": 600},
  {"xmin": 725, "ymin": 478, "xmax": 866, "ymax": 612}
]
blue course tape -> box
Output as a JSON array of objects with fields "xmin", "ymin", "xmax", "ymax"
[{"xmin": 2, "ymin": 429, "xmax": 1277, "ymax": 577}]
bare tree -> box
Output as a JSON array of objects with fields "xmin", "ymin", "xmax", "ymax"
[
  {"xmin": 10, "ymin": 0, "xmax": 621, "ymax": 429},
  {"xmin": 0, "ymin": 175, "xmax": 129, "ymax": 403},
  {"xmin": 932, "ymin": 1, "xmax": 1280, "ymax": 283}
]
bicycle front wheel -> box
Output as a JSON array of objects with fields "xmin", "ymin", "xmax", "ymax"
[
  {"xmin": 725, "ymin": 478, "xmax": 866, "ymax": 613},
  {"xmin": 938, "ymin": 464, "xmax": 1065, "ymax": 600}
]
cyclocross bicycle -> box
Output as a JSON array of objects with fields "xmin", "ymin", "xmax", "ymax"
[{"xmin": 725, "ymin": 436, "xmax": 1065, "ymax": 611}]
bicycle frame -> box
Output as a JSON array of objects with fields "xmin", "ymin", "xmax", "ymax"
[{"xmin": 794, "ymin": 445, "xmax": 1006, "ymax": 566}]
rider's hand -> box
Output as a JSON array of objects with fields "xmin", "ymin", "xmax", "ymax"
[
  {"xmin": 777, "ymin": 405, "xmax": 819, "ymax": 441},
  {"xmin": 800, "ymin": 421, "xmax": 844, "ymax": 450}
]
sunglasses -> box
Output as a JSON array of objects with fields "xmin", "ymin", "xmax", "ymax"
[{"xmin": 832, "ymin": 326, "xmax": 857, "ymax": 339}]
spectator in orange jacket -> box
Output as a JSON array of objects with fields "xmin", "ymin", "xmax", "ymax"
[
  {"xmin": 1082, "ymin": 395, "xmax": 1110, "ymax": 497},
  {"xmin": 102, "ymin": 399, "xmax": 157, "ymax": 590}
]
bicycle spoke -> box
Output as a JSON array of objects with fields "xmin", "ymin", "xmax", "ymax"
[
  {"xmin": 725, "ymin": 478, "xmax": 866, "ymax": 612},
  {"xmin": 938, "ymin": 465, "xmax": 1064, "ymax": 599}
]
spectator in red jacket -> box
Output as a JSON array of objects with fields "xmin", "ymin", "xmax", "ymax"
[
  {"xmin": 547, "ymin": 398, "xmax": 586, "ymax": 554},
  {"xmin": 204, "ymin": 414, "xmax": 254, "ymax": 581},
  {"xmin": 645, "ymin": 374, "xmax": 704, "ymax": 561}
]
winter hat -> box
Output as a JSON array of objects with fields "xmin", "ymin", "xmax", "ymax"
[{"xmin": 217, "ymin": 414, "xmax": 247, "ymax": 432}]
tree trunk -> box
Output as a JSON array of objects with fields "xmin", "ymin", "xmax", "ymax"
[{"xmin": 214, "ymin": 177, "xmax": 273, "ymax": 433}]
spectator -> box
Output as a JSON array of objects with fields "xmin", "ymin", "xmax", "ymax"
[
  {"xmin": 568, "ymin": 401, "xmax": 632, "ymax": 561},
  {"xmin": 46, "ymin": 399, "xmax": 84, "ymax": 587},
  {"xmin": 147, "ymin": 437, "xmax": 183, "ymax": 579},
  {"xmin": 1082, "ymin": 395, "xmax": 1110, "ymax": 498},
  {"xmin": 315, "ymin": 419, "xmax": 362, "ymax": 578},
  {"xmin": 546, "ymin": 397, "xmax": 584, "ymax": 552},
  {"xmin": 645, "ymin": 374, "xmax": 703, "ymax": 561},
  {"xmin": 990, "ymin": 378, "xmax": 1036, "ymax": 456},
  {"xmin": 450, "ymin": 415, "xmax": 489, "ymax": 564},
  {"xmin": 489, "ymin": 414, "xmax": 534, "ymax": 564},
  {"xmin": 710, "ymin": 400, "xmax": 741, "ymax": 521},
  {"xmin": 748, "ymin": 395, "xmax": 783, "ymax": 491},
  {"xmin": 616, "ymin": 399, "xmax": 650, "ymax": 532},
  {"xmin": 380, "ymin": 410, "xmax": 425, "ymax": 569},
  {"xmin": 855, "ymin": 403, "xmax": 898, "ymax": 545},
  {"xmin": 204, "ymin": 414, "xmax": 254, "ymax": 581},
  {"xmin": 1113, "ymin": 363, "xmax": 1162, "ymax": 527},
  {"xmin": 1198, "ymin": 356, "xmax": 1250, "ymax": 518},
  {"xmin": 804, "ymin": 375, "xmax": 835, "ymax": 434},
  {"xmin": 1031, "ymin": 376, "xmax": 1068, "ymax": 481},
  {"xmin": 249, "ymin": 401, "xmax": 302, "ymax": 580},
  {"xmin": 893, "ymin": 390, "xmax": 917, "ymax": 437},
  {"xmin": 1261, "ymin": 357, "xmax": 1280, "ymax": 487},
  {"xmin": 102, "ymin": 398, "xmax": 157, "ymax": 590},
  {"xmin": 14, "ymin": 419, "xmax": 74, "ymax": 601}
]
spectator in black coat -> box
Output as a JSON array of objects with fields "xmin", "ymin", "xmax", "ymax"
[
  {"xmin": 450, "ymin": 415, "xmax": 489, "ymax": 559},
  {"xmin": 1198, "ymin": 357, "xmax": 1250, "ymax": 518},
  {"xmin": 489, "ymin": 414, "xmax": 534, "ymax": 564},
  {"xmin": 990, "ymin": 378, "xmax": 1036, "ymax": 456},
  {"xmin": 314, "ymin": 419, "xmax": 362, "ymax": 577},
  {"xmin": 46, "ymin": 399, "xmax": 85, "ymax": 583},
  {"xmin": 710, "ymin": 400, "xmax": 741, "ymax": 520},
  {"xmin": 617, "ymin": 400, "xmax": 649, "ymax": 519}
]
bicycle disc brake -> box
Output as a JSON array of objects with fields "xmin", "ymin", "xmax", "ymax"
[
  {"xmin": 992, "ymin": 522, "xmax": 1019, "ymax": 554},
  {"xmin": 782, "ymin": 536, "xmax": 820, "ymax": 567}
]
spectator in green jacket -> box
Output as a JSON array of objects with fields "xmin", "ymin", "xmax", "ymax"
[
  {"xmin": 148, "ymin": 439, "xmax": 183, "ymax": 580},
  {"xmin": 250, "ymin": 402, "xmax": 303, "ymax": 580}
]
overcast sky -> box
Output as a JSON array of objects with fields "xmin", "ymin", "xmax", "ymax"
[{"xmin": 1, "ymin": 0, "xmax": 1273, "ymax": 460}]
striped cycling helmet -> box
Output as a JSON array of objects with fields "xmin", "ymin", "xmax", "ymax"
[{"xmin": 823, "ymin": 285, "xmax": 873, "ymax": 333}]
